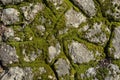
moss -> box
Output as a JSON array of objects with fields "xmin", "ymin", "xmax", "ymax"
[
  {"xmin": 44, "ymin": 0, "xmax": 69, "ymax": 17},
  {"xmin": 23, "ymin": 26, "xmax": 35, "ymax": 41},
  {"xmin": 1, "ymin": 0, "xmax": 119, "ymax": 79},
  {"xmin": 24, "ymin": 0, "xmax": 42, "ymax": 3},
  {"xmin": 31, "ymin": 6, "xmax": 56, "ymax": 29},
  {"xmin": 96, "ymin": 67, "xmax": 109, "ymax": 80},
  {"xmin": 77, "ymin": 17, "xmax": 111, "ymax": 46},
  {"xmin": 33, "ymin": 63, "xmax": 56, "ymax": 80},
  {"xmin": 63, "ymin": 35, "xmax": 105, "ymax": 64},
  {"xmin": 74, "ymin": 61, "xmax": 98, "ymax": 80},
  {"xmin": 8, "ymin": 38, "xmax": 48, "ymax": 65},
  {"xmin": 53, "ymin": 58, "xmax": 75, "ymax": 80},
  {"xmin": 64, "ymin": 0, "xmax": 80, "ymax": 12}
]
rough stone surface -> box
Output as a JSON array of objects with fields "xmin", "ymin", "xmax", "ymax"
[
  {"xmin": 1, "ymin": 67, "xmax": 33, "ymax": 80},
  {"xmin": 85, "ymin": 67, "xmax": 96, "ymax": 78},
  {"xmin": 3, "ymin": 27, "xmax": 14, "ymax": 40},
  {"xmin": 72, "ymin": 0, "xmax": 96, "ymax": 17},
  {"xmin": 21, "ymin": 3, "xmax": 44, "ymax": 21},
  {"xmin": 22, "ymin": 49, "xmax": 42, "ymax": 62},
  {"xmin": 65, "ymin": 8, "xmax": 86, "ymax": 28},
  {"xmin": 0, "ymin": 0, "xmax": 120, "ymax": 80},
  {"xmin": 98, "ymin": 0, "xmax": 120, "ymax": 21},
  {"xmin": 54, "ymin": 58, "xmax": 70, "ymax": 77},
  {"xmin": 48, "ymin": 43, "xmax": 61, "ymax": 62},
  {"xmin": 0, "ymin": 0, "xmax": 24, "ymax": 5},
  {"xmin": 105, "ymin": 64, "xmax": 120, "ymax": 80},
  {"xmin": 0, "ymin": 43, "xmax": 18, "ymax": 66},
  {"xmin": 68, "ymin": 41, "xmax": 94, "ymax": 64},
  {"xmin": 80, "ymin": 63, "xmax": 120, "ymax": 80},
  {"xmin": 109, "ymin": 27, "xmax": 120, "ymax": 59},
  {"xmin": 1, "ymin": 8, "xmax": 20, "ymax": 25},
  {"xmin": 79, "ymin": 22, "xmax": 110, "ymax": 45}
]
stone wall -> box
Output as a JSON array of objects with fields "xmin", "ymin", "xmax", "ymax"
[{"xmin": 0, "ymin": 0, "xmax": 120, "ymax": 80}]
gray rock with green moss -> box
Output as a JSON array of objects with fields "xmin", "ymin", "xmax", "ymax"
[
  {"xmin": 0, "ymin": 43, "xmax": 18, "ymax": 66},
  {"xmin": 1, "ymin": 67, "xmax": 33, "ymax": 80},
  {"xmin": 109, "ymin": 26, "xmax": 120, "ymax": 59},
  {"xmin": 79, "ymin": 22, "xmax": 110, "ymax": 45},
  {"xmin": 21, "ymin": 3, "xmax": 44, "ymax": 21},
  {"xmin": 0, "ymin": 0, "xmax": 120, "ymax": 80},
  {"xmin": 54, "ymin": 58, "xmax": 70, "ymax": 77},
  {"xmin": 48, "ymin": 43, "xmax": 61, "ymax": 62},
  {"xmin": 0, "ymin": 0, "xmax": 24, "ymax": 5},
  {"xmin": 105, "ymin": 64, "xmax": 120, "ymax": 80},
  {"xmin": 68, "ymin": 41, "xmax": 94, "ymax": 64},
  {"xmin": 3, "ymin": 27, "xmax": 14, "ymax": 40},
  {"xmin": 1, "ymin": 8, "xmax": 20, "ymax": 25},
  {"xmin": 65, "ymin": 8, "xmax": 86, "ymax": 28},
  {"xmin": 71, "ymin": 0, "xmax": 96, "ymax": 17}
]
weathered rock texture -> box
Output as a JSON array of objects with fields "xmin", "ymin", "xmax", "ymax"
[{"xmin": 0, "ymin": 0, "xmax": 119, "ymax": 80}]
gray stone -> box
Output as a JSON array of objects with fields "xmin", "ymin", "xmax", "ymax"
[
  {"xmin": 0, "ymin": 0, "xmax": 24, "ymax": 5},
  {"xmin": 80, "ymin": 22, "xmax": 110, "ymax": 45},
  {"xmin": 105, "ymin": 0, "xmax": 120, "ymax": 21},
  {"xmin": 109, "ymin": 27, "xmax": 120, "ymax": 59},
  {"xmin": 65, "ymin": 8, "xmax": 86, "ymax": 28},
  {"xmin": 24, "ymin": 67, "xmax": 34, "ymax": 80},
  {"xmin": 4, "ymin": 27, "xmax": 14, "ymax": 40},
  {"xmin": 21, "ymin": 3, "xmax": 44, "ymax": 21},
  {"xmin": 0, "ymin": 43, "xmax": 18, "ymax": 66},
  {"xmin": 105, "ymin": 64, "xmax": 120, "ymax": 80},
  {"xmin": 22, "ymin": 49, "xmax": 42, "ymax": 62},
  {"xmin": 1, "ymin": 8, "xmax": 20, "ymax": 25},
  {"xmin": 48, "ymin": 43, "xmax": 61, "ymax": 62},
  {"xmin": 72, "ymin": 0, "xmax": 96, "ymax": 17},
  {"xmin": 85, "ymin": 67, "xmax": 96, "ymax": 78},
  {"xmin": 54, "ymin": 58, "xmax": 70, "ymax": 77},
  {"xmin": 68, "ymin": 41, "xmax": 94, "ymax": 64},
  {"xmin": 81, "ymin": 63, "xmax": 120, "ymax": 80},
  {"xmin": 1, "ymin": 67, "xmax": 24, "ymax": 80},
  {"xmin": 1, "ymin": 67, "xmax": 33, "ymax": 80}
]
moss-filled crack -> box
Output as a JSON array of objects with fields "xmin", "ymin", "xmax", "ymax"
[
  {"xmin": 50, "ymin": 63, "xmax": 59, "ymax": 80},
  {"xmin": 104, "ymin": 24, "xmax": 114, "ymax": 60}
]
